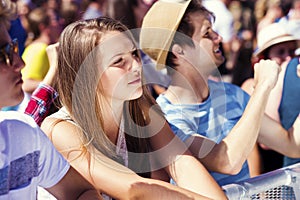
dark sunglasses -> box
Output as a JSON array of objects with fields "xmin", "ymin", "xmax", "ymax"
[{"xmin": 0, "ymin": 39, "xmax": 19, "ymax": 66}]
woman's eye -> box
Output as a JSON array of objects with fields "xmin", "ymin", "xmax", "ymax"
[
  {"xmin": 132, "ymin": 49, "xmax": 138, "ymax": 56},
  {"xmin": 113, "ymin": 58, "xmax": 125, "ymax": 66},
  {"xmin": 131, "ymin": 50, "xmax": 138, "ymax": 59},
  {"xmin": 132, "ymin": 49, "xmax": 141, "ymax": 61},
  {"xmin": 203, "ymin": 32, "xmax": 209, "ymax": 38}
]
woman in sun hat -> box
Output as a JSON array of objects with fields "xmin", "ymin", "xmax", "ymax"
[
  {"xmin": 242, "ymin": 22, "xmax": 299, "ymax": 175},
  {"xmin": 253, "ymin": 22, "xmax": 298, "ymax": 64},
  {"xmin": 242, "ymin": 22, "xmax": 298, "ymax": 124}
]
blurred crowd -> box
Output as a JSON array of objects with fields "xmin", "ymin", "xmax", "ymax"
[
  {"xmin": 7, "ymin": 0, "xmax": 300, "ymax": 92},
  {"xmin": 1, "ymin": 0, "xmax": 300, "ymax": 199}
]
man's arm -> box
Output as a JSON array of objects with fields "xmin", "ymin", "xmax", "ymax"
[{"xmin": 186, "ymin": 60, "xmax": 281, "ymax": 174}]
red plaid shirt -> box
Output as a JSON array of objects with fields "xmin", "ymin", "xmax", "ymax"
[{"xmin": 25, "ymin": 84, "xmax": 58, "ymax": 126}]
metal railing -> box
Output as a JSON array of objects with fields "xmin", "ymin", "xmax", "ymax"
[{"xmin": 222, "ymin": 163, "xmax": 300, "ymax": 199}]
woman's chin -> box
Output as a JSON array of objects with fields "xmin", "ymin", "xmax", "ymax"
[{"xmin": 129, "ymin": 88, "xmax": 143, "ymax": 100}]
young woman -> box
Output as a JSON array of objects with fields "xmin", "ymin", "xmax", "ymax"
[
  {"xmin": 41, "ymin": 17, "xmax": 226, "ymax": 200},
  {"xmin": 106, "ymin": 0, "xmax": 170, "ymax": 97}
]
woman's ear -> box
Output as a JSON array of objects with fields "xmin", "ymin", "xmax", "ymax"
[{"xmin": 172, "ymin": 44, "xmax": 184, "ymax": 57}]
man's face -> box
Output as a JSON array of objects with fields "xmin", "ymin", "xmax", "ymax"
[
  {"xmin": 181, "ymin": 12, "xmax": 224, "ymax": 78},
  {"xmin": 0, "ymin": 23, "xmax": 25, "ymax": 109}
]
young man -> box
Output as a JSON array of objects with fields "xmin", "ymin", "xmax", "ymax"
[
  {"xmin": 140, "ymin": 0, "xmax": 300, "ymax": 186},
  {"xmin": 0, "ymin": 1, "xmax": 101, "ymax": 199}
]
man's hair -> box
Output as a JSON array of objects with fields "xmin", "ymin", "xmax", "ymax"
[{"xmin": 0, "ymin": 0, "xmax": 17, "ymax": 29}]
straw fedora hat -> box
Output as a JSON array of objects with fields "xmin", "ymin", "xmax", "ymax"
[
  {"xmin": 140, "ymin": 0, "xmax": 191, "ymax": 70},
  {"xmin": 254, "ymin": 23, "xmax": 298, "ymax": 57}
]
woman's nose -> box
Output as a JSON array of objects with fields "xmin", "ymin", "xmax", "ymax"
[{"xmin": 131, "ymin": 59, "xmax": 141, "ymax": 74}]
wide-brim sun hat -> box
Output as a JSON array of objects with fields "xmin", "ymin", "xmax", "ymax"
[
  {"xmin": 254, "ymin": 23, "xmax": 298, "ymax": 57},
  {"xmin": 140, "ymin": 0, "xmax": 191, "ymax": 70}
]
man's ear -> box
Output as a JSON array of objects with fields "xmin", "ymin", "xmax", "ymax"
[{"xmin": 172, "ymin": 44, "xmax": 184, "ymax": 57}]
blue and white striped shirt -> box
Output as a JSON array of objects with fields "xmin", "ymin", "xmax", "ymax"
[{"xmin": 156, "ymin": 80, "xmax": 250, "ymax": 186}]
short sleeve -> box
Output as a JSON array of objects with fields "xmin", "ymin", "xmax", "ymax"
[{"xmin": 35, "ymin": 126, "xmax": 70, "ymax": 188}]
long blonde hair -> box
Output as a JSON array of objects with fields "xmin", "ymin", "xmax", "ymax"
[{"xmin": 57, "ymin": 17, "xmax": 158, "ymax": 176}]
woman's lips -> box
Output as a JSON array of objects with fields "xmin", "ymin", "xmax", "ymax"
[{"xmin": 128, "ymin": 78, "xmax": 141, "ymax": 84}]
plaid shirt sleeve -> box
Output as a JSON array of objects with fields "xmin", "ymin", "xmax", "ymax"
[{"xmin": 25, "ymin": 83, "xmax": 58, "ymax": 126}]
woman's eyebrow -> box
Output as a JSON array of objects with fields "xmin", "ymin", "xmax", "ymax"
[{"xmin": 109, "ymin": 44, "xmax": 136, "ymax": 61}]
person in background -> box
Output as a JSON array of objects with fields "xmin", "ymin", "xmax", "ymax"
[
  {"xmin": 9, "ymin": 18, "xmax": 27, "ymax": 56},
  {"xmin": 255, "ymin": 0, "xmax": 284, "ymax": 33},
  {"xmin": 278, "ymin": 0, "xmax": 300, "ymax": 51},
  {"xmin": 22, "ymin": 8, "xmax": 57, "ymax": 94},
  {"xmin": 60, "ymin": 0, "xmax": 81, "ymax": 28},
  {"xmin": 241, "ymin": 23, "xmax": 299, "ymax": 175},
  {"xmin": 16, "ymin": 0, "xmax": 35, "ymax": 34},
  {"xmin": 82, "ymin": 0, "xmax": 107, "ymax": 20},
  {"xmin": 106, "ymin": 0, "xmax": 156, "ymax": 30},
  {"xmin": 280, "ymin": 57, "xmax": 300, "ymax": 167},
  {"xmin": 18, "ymin": 7, "xmax": 62, "ymax": 112},
  {"xmin": 0, "ymin": 1, "xmax": 102, "ymax": 199},
  {"xmin": 41, "ymin": 16, "xmax": 227, "ymax": 199},
  {"xmin": 140, "ymin": 0, "xmax": 300, "ymax": 186},
  {"xmin": 229, "ymin": 0, "xmax": 257, "ymax": 87},
  {"xmin": 24, "ymin": 43, "xmax": 59, "ymax": 126},
  {"xmin": 275, "ymin": 0, "xmax": 300, "ymax": 166}
]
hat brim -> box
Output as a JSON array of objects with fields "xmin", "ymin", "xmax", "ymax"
[
  {"xmin": 254, "ymin": 36, "xmax": 298, "ymax": 57},
  {"xmin": 140, "ymin": 0, "xmax": 191, "ymax": 70}
]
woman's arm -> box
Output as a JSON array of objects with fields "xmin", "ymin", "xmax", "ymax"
[
  {"xmin": 41, "ymin": 117, "xmax": 218, "ymax": 200},
  {"xmin": 146, "ymin": 110, "xmax": 226, "ymax": 199},
  {"xmin": 25, "ymin": 43, "xmax": 59, "ymax": 125},
  {"xmin": 46, "ymin": 166, "xmax": 102, "ymax": 200},
  {"xmin": 24, "ymin": 83, "xmax": 58, "ymax": 125}
]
